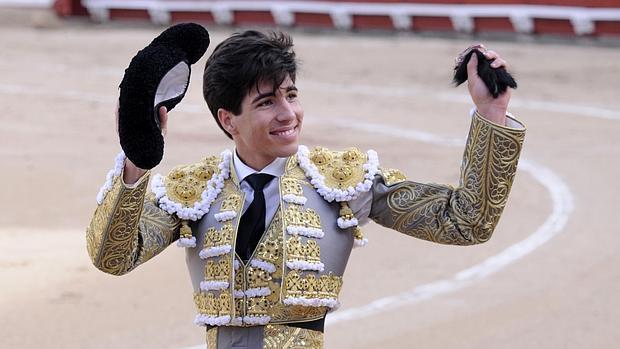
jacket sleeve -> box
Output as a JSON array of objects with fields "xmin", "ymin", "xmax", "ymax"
[
  {"xmin": 369, "ymin": 112, "xmax": 525, "ymax": 245},
  {"xmin": 86, "ymin": 171, "xmax": 180, "ymax": 275}
]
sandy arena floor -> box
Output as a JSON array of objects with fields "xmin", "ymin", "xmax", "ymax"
[{"xmin": 1, "ymin": 8, "xmax": 620, "ymax": 349}]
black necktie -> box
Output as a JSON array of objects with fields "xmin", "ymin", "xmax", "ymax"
[{"xmin": 236, "ymin": 173, "xmax": 274, "ymax": 261}]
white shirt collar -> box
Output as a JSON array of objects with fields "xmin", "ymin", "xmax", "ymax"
[{"xmin": 233, "ymin": 149, "xmax": 287, "ymax": 183}]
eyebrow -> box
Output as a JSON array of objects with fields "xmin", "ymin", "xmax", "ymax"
[{"xmin": 251, "ymin": 85, "xmax": 298, "ymax": 104}]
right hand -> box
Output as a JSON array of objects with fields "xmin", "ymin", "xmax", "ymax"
[{"xmin": 117, "ymin": 104, "xmax": 169, "ymax": 184}]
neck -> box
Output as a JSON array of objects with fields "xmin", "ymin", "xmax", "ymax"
[{"xmin": 235, "ymin": 149, "xmax": 274, "ymax": 171}]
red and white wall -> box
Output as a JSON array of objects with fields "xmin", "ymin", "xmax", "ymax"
[{"xmin": 52, "ymin": 0, "xmax": 620, "ymax": 37}]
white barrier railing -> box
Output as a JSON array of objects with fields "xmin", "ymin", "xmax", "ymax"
[{"xmin": 82, "ymin": 0, "xmax": 620, "ymax": 35}]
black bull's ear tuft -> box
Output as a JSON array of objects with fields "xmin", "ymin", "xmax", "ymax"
[
  {"xmin": 453, "ymin": 49, "xmax": 517, "ymax": 98},
  {"xmin": 118, "ymin": 23, "xmax": 210, "ymax": 169}
]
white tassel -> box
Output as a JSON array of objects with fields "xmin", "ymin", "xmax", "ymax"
[
  {"xmin": 286, "ymin": 260, "xmax": 325, "ymax": 272},
  {"xmin": 177, "ymin": 236, "xmax": 196, "ymax": 248},
  {"xmin": 214, "ymin": 210, "xmax": 237, "ymax": 222},
  {"xmin": 286, "ymin": 226, "xmax": 325, "ymax": 239},
  {"xmin": 199, "ymin": 245, "xmax": 232, "ymax": 259},
  {"xmin": 200, "ymin": 280, "xmax": 229, "ymax": 291},
  {"xmin": 242, "ymin": 315, "xmax": 271, "ymax": 325},
  {"xmin": 354, "ymin": 238, "xmax": 369, "ymax": 248},
  {"xmin": 283, "ymin": 297, "xmax": 339, "ymax": 308},
  {"xmin": 249, "ymin": 259, "xmax": 276, "ymax": 273},
  {"xmin": 244, "ymin": 287, "xmax": 271, "ymax": 298}
]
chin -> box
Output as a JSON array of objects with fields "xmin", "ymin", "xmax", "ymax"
[{"xmin": 276, "ymin": 142, "xmax": 299, "ymax": 158}]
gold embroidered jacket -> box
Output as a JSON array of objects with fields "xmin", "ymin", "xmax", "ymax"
[{"xmin": 86, "ymin": 112, "xmax": 525, "ymax": 346}]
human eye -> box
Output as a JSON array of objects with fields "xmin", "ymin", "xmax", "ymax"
[
  {"xmin": 257, "ymin": 99, "xmax": 273, "ymax": 108},
  {"xmin": 286, "ymin": 91, "xmax": 298, "ymax": 101}
]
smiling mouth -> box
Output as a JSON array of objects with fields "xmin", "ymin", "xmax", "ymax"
[{"xmin": 270, "ymin": 126, "xmax": 297, "ymax": 137}]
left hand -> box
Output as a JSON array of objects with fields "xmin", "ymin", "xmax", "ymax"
[{"xmin": 464, "ymin": 44, "xmax": 511, "ymax": 124}]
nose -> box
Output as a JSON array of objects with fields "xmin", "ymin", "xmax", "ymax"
[{"xmin": 276, "ymin": 98, "xmax": 296, "ymax": 122}]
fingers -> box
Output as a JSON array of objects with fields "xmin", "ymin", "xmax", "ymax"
[
  {"xmin": 482, "ymin": 50, "xmax": 508, "ymax": 69},
  {"xmin": 159, "ymin": 106, "xmax": 168, "ymax": 138},
  {"xmin": 466, "ymin": 49, "xmax": 479, "ymax": 79}
]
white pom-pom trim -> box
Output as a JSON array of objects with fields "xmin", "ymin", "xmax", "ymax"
[
  {"xmin": 354, "ymin": 238, "xmax": 369, "ymax": 248},
  {"xmin": 233, "ymin": 259, "xmax": 241, "ymax": 271},
  {"xmin": 283, "ymin": 194, "xmax": 307, "ymax": 205},
  {"xmin": 243, "ymin": 315, "xmax": 271, "ymax": 325},
  {"xmin": 249, "ymin": 259, "xmax": 276, "ymax": 273},
  {"xmin": 231, "ymin": 317, "xmax": 243, "ymax": 326},
  {"xmin": 337, "ymin": 217, "xmax": 358, "ymax": 229},
  {"xmin": 96, "ymin": 151, "xmax": 127, "ymax": 205},
  {"xmin": 286, "ymin": 260, "xmax": 325, "ymax": 272},
  {"xmin": 233, "ymin": 290, "xmax": 245, "ymax": 298},
  {"xmin": 177, "ymin": 236, "xmax": 197, "ymax": 248},
  {"xmin": 297, "ymin": 145, "xmax": 379, "ymax": 202},
  {"xmin": 286, "ymin": 226, "xmax": 325, "ymax": 239},
  {"xmin": 283, "ymin": 297, "xmax": 339, "ymax": 308},
  {"xmin": 151, "ymin": 150, "xmax": 232, "ymax": 221},
  {"xmin": 199, "ymin": 245, "xmax": 232, "ymax": 259},
  {"xmin": 200, "ymin": 280, "xmax": 229, "ymax": 291},
  {"xmin": 194, "ymin": 314, "xmax": 231, "ymax": 326},
  {"xmin": 244, "ymin": 287, "xmax": 271, "ymax": 298},
  {"xmin": 214, "ymin": 210, "xmax": 237, "ymax": 222}
]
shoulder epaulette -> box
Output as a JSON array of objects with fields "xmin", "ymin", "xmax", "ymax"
[
  {"xmin": 296, "ymin": 145, "xmax": 379, "ymax": 202},
  {"xmin": 151, "ymin": 150, "xmax": 232, "ymax": 221}
]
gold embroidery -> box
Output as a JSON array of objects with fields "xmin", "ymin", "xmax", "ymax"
[
  {"xmin": 206, "ymin": 327, "xmax": 218, "ymax": 348},
  {"xmin": 194, "ymin": 292, "xmax": 222, "ymax": 317},
  {"xmin": 380, "ymin": 168, "xmax": 407, "ymax": 186},
  {"xmin": 285, "ymin": 237, "xmax": 321, "ymax": 264},
  {"xmin": 205, "ymin": 258, "xmax": 231, "ymax": 282},
  {"xmin": 221, "ymin": 193, "xmax": 242, "ymax": 211},
  {"xmin": 284, "ymin": 272, "xmax": 342, "ymax": 300},
  {"xmin": 307, "ymin": 147, "xmax": 367, "ymax": 190},
  {"xmin": 285, "ymin": 271, "xmax": 303, "ymax": 298},
  {"xmin": 304, "ymin": 240, "xmax": 321, "ymax": 264},
  {"xmin": 376, "ymin": 113, "xmax": 525, "ymax": 245},
  {"xmin": 86, "ymin": 175, "xmax": 179, "ymax": 275},
  {"xmin": 284, "ymin": 206, "xmax": 321, "ymax": 229},
  {"xmin": 165, "ymin": 156, "xmax": 219, "ymax": 207},
  {"xmin": 247, "ymin": 296, "xmax": 270, "ymax": 316},
  {"xmin": 281, "ymin": 177, "xmax": 304, "ymax": 196},
  {"xmin": 286, "ymin": 236, "xmax": 304, "ymax": 261},
  {"xmin": 219, "ymin": 293, "xmax": 232, "ymax": 317},
  {"xmin": 263, "ymin": 324, "xmax": 323, "ymax": 349},
  {"xmin": 247, "ymin": 267, "xmax": 271, "ymax": 288},
  {"xmin": 204, "ymin": 224, "xmax": 234, "ymax": 249},
  {"xmin": 269, "ymin": 305, "xmax": 326, "ymax": 323}
]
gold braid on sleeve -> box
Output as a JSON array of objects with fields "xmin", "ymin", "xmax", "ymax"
[
  {"xmin": 369, "ymin": 112, "xmax": 525, "ymax": 245},
  {"xmin": 86, "ymin": 173, "xmax": 181, "ymax": 275}
]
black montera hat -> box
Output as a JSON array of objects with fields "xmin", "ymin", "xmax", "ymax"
[{"xmin": 118, "ymin": 23, "xmax": 210, "ymax": 169}]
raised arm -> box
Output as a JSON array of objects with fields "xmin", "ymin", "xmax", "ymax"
[
  {"xmin": 369, "ymin": 45, "xmax": 524, "ymax": 245},
  {"xmin": 369, "ymin": 112, "xmax": 524, "ymax": 245}
]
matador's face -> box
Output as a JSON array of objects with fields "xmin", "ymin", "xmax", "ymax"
[{"xmin": 225, "ymin": 75, "xmax": 304, "ymax": 169}]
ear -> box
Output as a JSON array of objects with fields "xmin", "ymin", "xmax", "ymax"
[{"xmin": 217, "ymin": 108, "xmax": 238, "ymax": 136}]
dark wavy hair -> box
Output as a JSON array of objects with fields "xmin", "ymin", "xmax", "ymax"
[{"xmin": 203, "ymin": 30, "xmax": 298, "ymax": 139}]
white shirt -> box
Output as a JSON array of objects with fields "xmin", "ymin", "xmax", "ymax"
[{"xmin": 233, "ymin": 150, "xmax": 287, "ymax": 226}]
